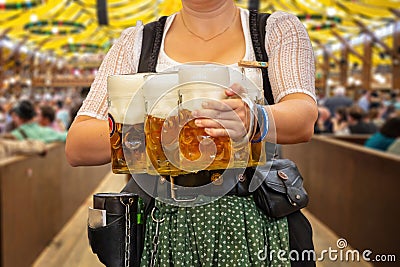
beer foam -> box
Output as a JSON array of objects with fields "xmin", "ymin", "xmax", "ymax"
[
  {"xmin": 178, "ymin": 64, "xmax": 230, "ymax": 87},
  {"xmin": 108, "ymin": 73, "xmax": 147, "ymax": 97},
  {"xmin": 147, "ymin": 90, "xmax": 179, "ymax": 117},
  {"xmin": 179, "ymin": 83, "xmax": 227, "ymax": 111},
  {"xmin": 124, "ymin": 95, "xmax": 146, "ymax": 124},
  {"xmin": 143, "ymin": 72, "xmax": 179, "ymax": 117},
  {"xmin": 109, "ymin": 98, "xmax": 130, "ymax": 123},
  {"xmin": 229, "ymin": 68, "xmax": 263, "ymax": 102},
  {"xmin": 108, "ymin": 74, "xmax": 147, "ymax": 123},
  {"xmin": 142, "ymin": 72, "xmax": 179, "ymax": 99}
]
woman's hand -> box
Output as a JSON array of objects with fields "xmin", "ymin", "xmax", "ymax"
[{"xmin": 192, "ymin": 83, "xmax": 251, "ymax": 140}]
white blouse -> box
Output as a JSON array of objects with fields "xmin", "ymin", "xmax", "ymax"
[{"xmin": 78, "ymin": 8, "xmax": 316, "ymax": 120}]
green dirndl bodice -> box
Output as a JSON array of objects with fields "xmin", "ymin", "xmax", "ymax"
[{"xmin": 140, "ymin": 195, "xmax": 290, "ymax": 266}]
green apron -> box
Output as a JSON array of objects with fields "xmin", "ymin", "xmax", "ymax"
[{"xmin": 140, "ymin": 195, "xmax": 290, "ymax": 266}]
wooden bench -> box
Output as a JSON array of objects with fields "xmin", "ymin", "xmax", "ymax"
[
  {"xmin": 0, "ymin": 143, "xmax": 110, "ymax": 267},
  {"xmin": 282, "ymin": 135, "xmax": 400, "ymax": 266},
  {"xmin": 323, "ymin": 134, "xmax": 371, "ymax": 146}
]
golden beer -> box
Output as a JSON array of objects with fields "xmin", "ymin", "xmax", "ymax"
[
  {"xmin": 249, "ymin": 142, "xmax": 265, "ymax": 166},
  {"xmin": 178, "ymin": 109, "xmax": 232, "ymax": 171},
  {"xmin": 145, "ymin": 109, "xmax": 234, "ymax": 175},
  {"xmin": 144, "ymin": 114, "xmax": 180, "ymax": 175},
  {"xmin": 110, "ymin": 121, "xmax": 146, "ymax": 174}
]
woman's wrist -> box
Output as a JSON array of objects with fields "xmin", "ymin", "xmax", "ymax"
[
  {"xmin": 251, "ymin": 104, "xmax": 269, "ymax": 143},
  {"xmin": 241, "ymin": 96, "xmax": 257, "ymax": 141}
]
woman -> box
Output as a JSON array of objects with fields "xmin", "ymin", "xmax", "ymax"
[
  {"xmin": 331, "ymin": 107, "xmax": 349, "ymax": 135},
  {"xmin": 66, "ymin": 0, "xmax": 318, "ymax": 266}
]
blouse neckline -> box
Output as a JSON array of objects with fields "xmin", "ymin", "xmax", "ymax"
[{"xmin": 158, "ymin": 8, "xmax": 252, "ymax": 67}]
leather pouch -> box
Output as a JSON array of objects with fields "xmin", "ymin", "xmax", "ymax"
[
  {"xmin": 87, "ymin": 192, "xmax": 143, "ymax": 267},
  {"xmin": 252, "ymin": 159, "xmax": 309, "ymax": 218}
]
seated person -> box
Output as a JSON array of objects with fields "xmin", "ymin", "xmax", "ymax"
[
  {"xmin": 347, "ymin": 105, "xmax": 377, "ymax": 134},
  {"xmin": 365, "ymin": 116, "xmax": 400, "ymax": 151},
  {"xmin": 37, "ymin": 105, "xmax": 66, "ymax": 132},
  {"xmin": 10, "ymin": 100, "xmax": 67, "ymax": 143},
  {"xmin": 331, "ymin": 107, "xmax": 349, "ymax": 135}
]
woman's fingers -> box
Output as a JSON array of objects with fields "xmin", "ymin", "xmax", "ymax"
[
  {"xmin": 199, "ymin": 98, "xmax": 243, "ymax": 111},
  {"xmin": 195, "ymin": 117, "xmax": 244, "ymax": 130},
  {"xmin": 199, "ymin": 120, "xmax": 247, "ymax": 140},
  {"xmin": 225, "ymin": 83, "xmax": 247, "ymax": 97},
  {"xmin": 193, "ymin": 107, "xmax": 235, "ymax": 121},
  {"xmin": 193, "ymin": 102, "xmax": 248, "ymax": 140},
  {"xmin": 193, "ymin": 99, "xmax": 248, "ymax": 119},
  {"xmin": 190, "ymin": 85, "xmax": 252, "ymax": 140},
  {"xmin": 204, "ymin": 127, "xmax": 246, "ymax": 140}
]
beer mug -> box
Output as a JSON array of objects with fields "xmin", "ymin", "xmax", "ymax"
[
  {"xmin": 229, "ymin": 67, "xmax": 266, "ymax": 167},
  {"xmin": 177, "ymin": 81, "xmax": 245, "ymax": 172},
  {"xmin": 142, "ymin": 72, "xmax": 181, "ymax": 175},
  {"xmin": 108, "ymin": 74, "xmax": 147, "ymax": 174},
  {"xmin": 178, "ymin": 64, "xmax": 255, "ymax": 171},
  {"xmin": 143, "ymin": 64, "xmax": 246, "ymax": 175}
]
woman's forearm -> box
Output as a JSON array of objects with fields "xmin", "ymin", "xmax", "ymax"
[
  {"xmin": 265, "ymin": 93, "xmax": 318, "ymax": 144},
  {"xmin": 65, "ymin": 116, "xmax": 111, "ymax": 167}
]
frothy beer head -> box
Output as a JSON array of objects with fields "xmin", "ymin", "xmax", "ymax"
[
  {"xmin": 142, "ymin": 72, "xmax": 179, "ymax": 117},
  {"xmin": 107, "ymin": 74, "xmax": 147, "ymax": 124},
  {"xmin": 178, "ymin": 64, "xmax": 230, "ymax": 87}
]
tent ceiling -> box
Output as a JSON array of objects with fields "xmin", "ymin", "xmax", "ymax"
[{"xmin": 0, "ymin": 0, "xmax": 398, "ymax": 66}]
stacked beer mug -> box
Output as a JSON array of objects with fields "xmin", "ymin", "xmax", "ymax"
[
  {"xmin": 108, "ymin": 73, "xmax": 148, "ymax": 174},
  {"xmin": 142, "ymin": 64, "xmax": 266, "ymax": 176},
  {"xmin": 104, "ymin": 64, "xmax": 267, "ymax": 177}
]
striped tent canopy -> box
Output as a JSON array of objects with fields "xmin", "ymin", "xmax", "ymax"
[{"xmin": 0, "ymin": 0, "xmax": 398, "ymax": 67}]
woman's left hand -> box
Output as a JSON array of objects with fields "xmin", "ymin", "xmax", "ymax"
[{"xmin": 192, "ymin": 83, "xmax": 251, "ymax": 140}]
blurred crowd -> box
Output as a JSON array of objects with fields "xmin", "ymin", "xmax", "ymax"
[
  {"xmin": 0, "ymin": 84, "xmax": 399, "ymax": 159},
  {"xmin": 315, "ymin": 86, "xmax": 400, "ymax": 155},
  {"xmin": 0, "ymin": 87, "xmax": 86, "ymax": 158}
]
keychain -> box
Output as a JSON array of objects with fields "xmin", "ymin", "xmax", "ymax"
[{"xmin": 149, "ymin": 207, "xmax": 165, "ymax": 267}]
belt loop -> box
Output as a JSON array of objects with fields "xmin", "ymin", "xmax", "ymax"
[
  {"xmin": 169, "ymin": 175, "xmax": 196, "ymax": 202},
  {"xmin": 169, "ymin": 176, "xmax": 176, "ymax": 199}
]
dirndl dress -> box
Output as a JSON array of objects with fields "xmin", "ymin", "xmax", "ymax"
[{"xmin": 140, "ymin": 195, "xmax": 290, "ymax": 266}]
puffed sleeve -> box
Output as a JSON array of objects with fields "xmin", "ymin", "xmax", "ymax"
[
  {"xmin": 77, "ymin": 25, "xmax": 143, "ymax": 120},
  {"xmin": 265, "ymin": 11, "xmax": 316, "ymax": 103}
]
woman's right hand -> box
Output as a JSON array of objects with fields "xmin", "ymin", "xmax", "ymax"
[{"xmin": 191, "ymin": 83, "xmax": 253, "ymax": 141}]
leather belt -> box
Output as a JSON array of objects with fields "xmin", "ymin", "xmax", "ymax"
[{"xmin": 156, "ymin": 168, "xmax": 254, "ymax": 201}]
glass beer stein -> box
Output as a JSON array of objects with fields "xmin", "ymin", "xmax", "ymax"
[
  {"xmin": 144, "ymin": 64, "xmax": 239, "ymax": 175},
  {"xmin": 178, "ymin": 64, "xmax": 259, "ymax": 170},
  {"xmin": 143, "ymin": 64, "xmax": 267, "ymax": 176},
  {"xmin": 108, "ymin": 74, "xmax": 147, "ymax": 174},
  {"xmin": 178, "ymin": 81, "xmax": 246, "ymax": 172},
  {"xmin": 142, "ymin": 72, "xmax": 180, "ymax": 175},
  {"xmin": 145, "ymin": 81, "xmax": 256, "ymax": 175},
  {"xmin": 229, "ymin": 66, "xmax": 267, "ymax": 167}
]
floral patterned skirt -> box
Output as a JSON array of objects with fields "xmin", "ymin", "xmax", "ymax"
[{"xmin": 140, "ymin": 195, "xmax": 290, "ymax": 266}]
